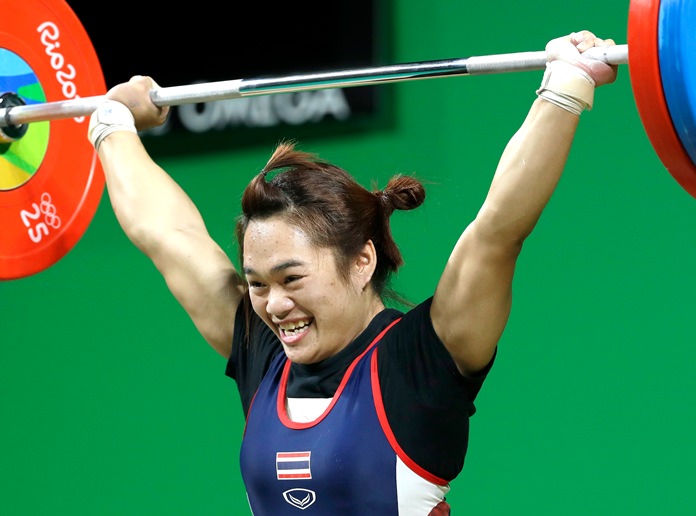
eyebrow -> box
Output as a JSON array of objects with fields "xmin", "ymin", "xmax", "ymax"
[{"xmin": 243, "ymin": 259, "xmax": 305, "ymax": 276}]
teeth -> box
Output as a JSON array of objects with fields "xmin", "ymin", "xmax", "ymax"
[
  {"xmin": 279, "ymin": 321, "xmax": 310, "ymax": 335},
  {"xmin": 279, "ymin": 321, "xmax": 309, "ymax": 331}
]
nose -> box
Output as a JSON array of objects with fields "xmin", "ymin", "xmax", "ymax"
[{"xmin": 266, "ymin": 288, "xmax": 294, "ymax": 318}]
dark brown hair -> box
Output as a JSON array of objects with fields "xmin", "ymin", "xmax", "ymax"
[{"xmin": 235, "ymin": 140, "xmax": 426, "ymax": 304}]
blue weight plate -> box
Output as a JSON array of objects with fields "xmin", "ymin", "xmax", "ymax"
[
  {"xmin": 658, "ymin": 0, "xmax": 696, "ymax": 165},
  {"xmin": 629, "ymin": 0, "xmax": 696, "ymax": 199}
]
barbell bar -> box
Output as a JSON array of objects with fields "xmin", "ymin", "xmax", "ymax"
[
  {"xmin": 0, "ymin": 0, "xmax": 695, "ymax": 281},
  {"xmin": 0, "ymin": 45, "xmax": 629, "ymax": 128}
]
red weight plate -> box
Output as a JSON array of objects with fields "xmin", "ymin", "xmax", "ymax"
[
  {"xmin": 628, "ymin": 0, "xmax": 696, "ymax": 199},
  {"xmin": 0, "ymin": 0, "xmax": 105, "ymax": 280}
]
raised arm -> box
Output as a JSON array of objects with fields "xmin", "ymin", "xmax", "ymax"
[
  {"xmin": 431, "ymin": 31, "xmax": 618, "ymax": 374},
  {"xmin": 89, "ymin": 76, "xmax": 246, "ymax": 358}
]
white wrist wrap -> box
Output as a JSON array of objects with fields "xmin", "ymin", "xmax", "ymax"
[
  {"xmin": 536, "ymin": 60, "xmax": 596, "ymax": 116},
  {"xmin": 88, "ymin": 100, "xmax": 137, "ymax": 151}
]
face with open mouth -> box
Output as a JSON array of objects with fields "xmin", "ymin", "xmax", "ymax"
[{"xmin": 243, "ymin": 216, "xmax": 382, "ymax": 364}]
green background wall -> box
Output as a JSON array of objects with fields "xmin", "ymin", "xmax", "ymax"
[{"xmin": 3, "ymin": 0, "xmax": 696, "ymax": 514}]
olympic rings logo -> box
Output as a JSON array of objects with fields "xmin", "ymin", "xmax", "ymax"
[
  {"xmin": 39, "ymin": 192, "xmax": 61, "ymax": 229},
  {"xmin": 20, "ymin": 192, "xmax": 62, "ymax": 243}
]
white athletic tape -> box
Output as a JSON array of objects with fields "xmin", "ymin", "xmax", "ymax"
[
  {"xmin": 88, "ymin": 100, "xmax": 137, "ymax": 151},
  {"xmin": 536, "ymin": 60, "xmax": 596, "ymax": 116}
]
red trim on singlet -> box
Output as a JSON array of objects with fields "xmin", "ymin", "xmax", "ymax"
[
  {"xmin": 278, "ymin": 318, "xmax": 402, "ymax": 429},
  {"xmin": 370, "ymin": 349, "xmax": 450, "ymax": 487}
]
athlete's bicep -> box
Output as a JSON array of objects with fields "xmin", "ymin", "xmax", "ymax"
[{"xmin": 151, "ymin": 227, "xmax": 246, "ymax": 358}]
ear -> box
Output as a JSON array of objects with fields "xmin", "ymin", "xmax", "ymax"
[{"xmin": 352, "ymin": 240, "xmax": 378, "ymax": 290}]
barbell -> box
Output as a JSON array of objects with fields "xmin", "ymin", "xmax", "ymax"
[{"xmin": 0, "ymin": 0, "xmax": 694, "ymax": 281}]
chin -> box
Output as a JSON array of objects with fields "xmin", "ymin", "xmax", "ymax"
[
  {"xmin": 282, "ymin": 346, "xmax": 309, "ymax": 364},
  {"xmin": 282, "ymin": 345, "xmax": 321, "ymax": 365}
]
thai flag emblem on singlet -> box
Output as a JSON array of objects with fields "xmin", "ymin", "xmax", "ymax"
[{"xmin": 276, "ymin": 451, "xmax": 312, "ymax": 480}]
